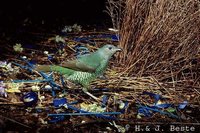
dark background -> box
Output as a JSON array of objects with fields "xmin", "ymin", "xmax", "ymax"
[{"xmin": 0, "ymin": 0, "xmax": 111, "ymax": 35}]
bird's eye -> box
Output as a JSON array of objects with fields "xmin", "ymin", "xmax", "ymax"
[{"xmin": 108, "ymin": 47, "xmax": 112, "ymax": 50}]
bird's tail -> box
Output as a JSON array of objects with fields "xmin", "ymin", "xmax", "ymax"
[
  {"xmin": 35, "ymin": 65, "xmax": 51, "ymax": 72},
  {"xmin": 35, "ymin": 65, "xmax": 74, "ymax": 75}
]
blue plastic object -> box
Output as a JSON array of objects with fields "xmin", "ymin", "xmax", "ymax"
[
  {"xmin": 142, "ymin": 91, "xmax": 162, "ymax": 104},
  {"xmin": 178, "ymin": 101, "xmax": 188, "ymax": 109},
  {"xmin": 74, "ymin": 45, "xmax": 90, "ymax": 58},
  {"xmin": 120, "ymin": 101, "xmax": 129, "ymax": 113},
  {"xmin": 153, "ymin": 103, "xmax": 172, "ymax": 109},
  {"xmin": 49, "ymin": 115, "xmax": 65, "ymax": 123},
  {"xmin": 48, "ymin": 55, "xmax": 54, "ymax": 60},
  {"xmin": 21, "ymin": 92, "xmax": 38, "ymax": 107},
  {"xmin": 111, "ymin": 34, "xmax": 120, "ymax": 41},
  {"xmin": 73, "ymin": 34, "xmax": 120, "ymax": 43},
  {"xmin": 53, "ymin": 98, "xmax": 67, "ymax": 108},
  {"xmin": 137, "ymin": 105, "xmax": 178, "ymax": 118}
]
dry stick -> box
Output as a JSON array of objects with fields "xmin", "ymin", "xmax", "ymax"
[
  {"xmin": 0, "ymin": 102, "xmax": 23, "ymax": 105},
  {"xmin": 170, "ymin": 66, "xmax": 176, "ymax": 89},
  {"xmin": 23, "ymin": 47, "xmax": 43, "ymax": 52},
  {"xmin": 119, "ymin": 56, "xmax": 143, "ymax": 76},
  {"xmin": 193, "ymin": 88, "xmax": 200, "ymax": 95},
  {"xmin": 0, "ymin": 115, "xmax": 31, "ymax": 128},
  {"xmin": 139, "ymin": 54, "xmax": 149, "ymax": 77},
  {"xmin": 0, "ymin": 97, "xmax": 10, "ymax": 102},
  {"xmin": 152, "ymin": 76, "xmax": 172, "ymax": 97},
  {"xmin": 119, "ymin": 0, "xmax": 200, "ymax": 78}
]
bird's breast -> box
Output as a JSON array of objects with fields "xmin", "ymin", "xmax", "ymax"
[{"xmin": 67, "ymin": 71, "xmax": 95, "ymax": 84}]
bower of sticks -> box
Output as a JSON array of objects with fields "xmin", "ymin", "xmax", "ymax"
[{"xmin": 0, "ymin": 0, "xmax": 199, "ymax": 132}]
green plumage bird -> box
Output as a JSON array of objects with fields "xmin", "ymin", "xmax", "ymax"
[{"xmin": 35, "ymin": 44, "xmax": 122, "ymax": 100}]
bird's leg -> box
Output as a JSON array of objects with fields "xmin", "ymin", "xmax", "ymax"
[
  {"xmin": 82, "ymin": 86, "xmax": 101, "ymax": 102},
  {"xmin": 82, "ymin": 87, "xmax": 98, "ymax": 100}
]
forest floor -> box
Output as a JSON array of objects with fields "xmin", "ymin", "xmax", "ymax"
[{"xmin": 0, "ymin": 24, "xmax": 199, "ymax": 133}]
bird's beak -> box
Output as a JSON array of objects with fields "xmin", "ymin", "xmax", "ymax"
[{"xmin": 115, "ymin": 47, "xmax": 122, "ymax": 52}]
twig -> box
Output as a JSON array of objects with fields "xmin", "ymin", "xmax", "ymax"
[{"xmin": 0, "ymin": 115, "xmax": 31, "ymax": 128}]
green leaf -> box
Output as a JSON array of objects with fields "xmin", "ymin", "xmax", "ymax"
[{"xmin": 166, "ymin": 107, "xmax": 176, "ymax": 113}]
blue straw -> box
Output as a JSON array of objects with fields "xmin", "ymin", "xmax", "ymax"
[
  {"xmin": 12, "ymin": 79, "xmax": 51, "ymax": 83},
  {"xmin": 48, "ymin": 112, "xmax": 121, "ymax": 116},
  {"xmin": 137, "ymin": 105, "xmax": 179, "ymax": 119},
  {"xmin": 61, "ymin": 104, "xmax": 120, "ymax": 120}
]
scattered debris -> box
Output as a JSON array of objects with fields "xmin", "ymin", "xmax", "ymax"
[
  {"xmin": 0, "ymin": 28, "xmax": 199, "ymax": 132},
  {"xmin": 62, "ymin": 24, "xmax": 82, "ymax": 33},
  {"xmin": 13, "ymin": 43, "xmax": 23, "ymax": 53}
]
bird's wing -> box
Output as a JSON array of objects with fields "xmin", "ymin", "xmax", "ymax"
[{"xmin": 61, "ymin": 60, "xmax": 97, "ymax": 73}]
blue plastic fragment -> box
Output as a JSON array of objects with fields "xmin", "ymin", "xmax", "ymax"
[
  {"xmin": 68, "ymin": 101, "xmax": 78, "ymax": 105},
  {"xmin": 178, "ymin": 101, "xmax": 188, "ymax": 109},
  {"xmin": 49, "ymin": 98, "xmax": 120, "ymax": 120},
  {"xmin": 48, "ymin": 102, "xmax": 121, "ymax": 122},
  {"xmin": 13, "ymin": 59, "xmax": 61, "ymax": 94},
  {"xmin": 29, "ymin": 60, "xmax": 37, "ymax": 66},
  {"xmin": 39, "ymin": 72, "xmax": 61, "ymax": 90},
  {"xmin": 12, "ymin": 62, "xmax": 33, "ymax": 72},
  {"xmin": 142, "ymin": 91, "xmax": 162, "ymax": 103},
  {"xmin": 12, "ymin": 79, "xmax": 51, "ymax": 83},
  {"xmin": 58, "ymin": 43, "xmax": 66, "ymax": 49},
  {"xmin": 36, "ymin": 109, "xmax": 43, "ymax": 113},
  {"xmin": 138, "ymin": 91, "xmax": 187, "ymax": 119},
  {"xmin": 120, "ymin": 101, "xmax": 129, "ymax": 113},
  {"xmin": 111, "ymin": 35, "xmax": 120, "ymax": 41},
  {"xmin": 12, "ymin": 57, "xmax": 36, "ymax": 72},
  {"xmin": 20, "ymin": 57, "xmax": 35, "ymax": 69},
  {"xmin": 138, "ymin": 107, "xmax": 152, "ymax": 117},
  {"xmin": 102, "ymin": 95, "xmax": 108, "ymax": 104},
  {"xmin": 74, "ymin": 45, "xmax": 90, "ymax": 58},
  {"xmin": 21, "ymin": 92, "xmax": 38, "ymax": 107},
  {"xmin": 53, "ymin": 98, "xmax": 67, "ymax": 108},
  {"xmin": 38, "ymin": 72, "xmax": 61, "ymax": 97},
  {"xmin": 74, "ymin": 45, "xmax": 89, "ymax": 51},
  {"xmin": 137, "ymin": 105, "xmax": 179, "ymax": 119},
  {"xmin": 49, "ymin": 115, "xmax": 65, "ymax": 123},
  {"xmin": 153, "ymin": 103, "xmax": 172, "ymax": 109},
  {"xmin": 48, "ymin": 55, "xmax": 53, "ymax": 60},
  {"xmin": 73, "ymin": 34, "xmax": 120, "ymax": 43},
  {"xmin": 51, "ymin": 90, "xmax": 56, "ymax": 97},
  {"xmin": 60, "ymin": 76, "xmax": 65, "ymax": 86},
  {"xmin": 102, "ymin": 95, "xmax": 108, "ymax": 108},
  {"xmin": 142, "ymin": 91, "xmax": 174, "ymax": 109}
]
